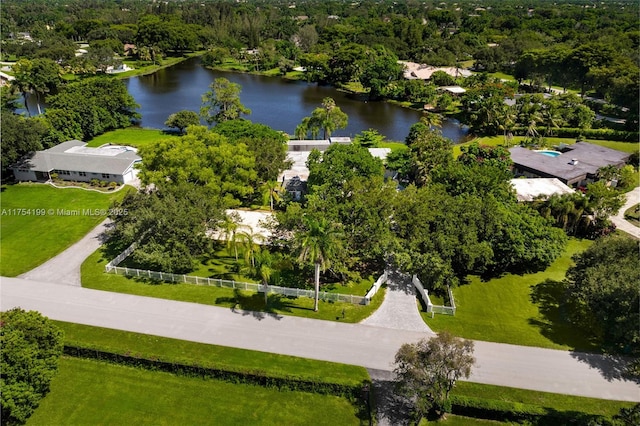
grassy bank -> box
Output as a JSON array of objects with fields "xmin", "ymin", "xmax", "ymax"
[
  {"xmin": 28, "ymin": 357, "xmax": 363, "ymax": 426},
  {"xmin": 115, "ymin": 51, "xmax": 205, "ymax": 79},
  {"xmin": 423, "ymin": 238, "xmax": 597, "ymax": 350},
  {"xmin": 54, "ymin": 321, "xmax": 369, "ymax": 385},
  {"xmin": 82, "ymin": 247, "xmax": 386, "ymax": 323},
  {"xmin": 0, "ymin": 184, "xmax": 129, "ymax": 276},
  {"xmin": 85, "ymin": 127, "xmax": 179, "ymax": 148}
]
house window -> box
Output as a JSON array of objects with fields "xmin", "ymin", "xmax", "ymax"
[
  {"xmin": 102, "ymin": 173, "xmax": 110, "ymax": 179},
  {"xmin": 78, "ymin": 172, "xmax": 86, "ymax": 177}
]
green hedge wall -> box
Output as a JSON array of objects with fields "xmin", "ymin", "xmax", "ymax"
[
  {"xmin": 450, "ymin": 395, "xmax": 614, "ymax": 425},
  {"xmin": 63, "ymin": 345, "xmax": 370, "ymax": 399}
]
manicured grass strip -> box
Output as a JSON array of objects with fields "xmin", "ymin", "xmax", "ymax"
[
  {"xmin": 452, "ymin": 382, "xmax": 633, "ymax": 418},
  {"xmin": 28, "ymin": 357, "xmax": 363, "ymax": 426},
  {"xmin": 82, "ymin": 248, "xmax": 386, "ymax": 323},
  {"xmin": 85, "ymin": 127, "xmax": 179, "ymax": 148},
  {"xmin": 54, "ymin": 321, "xmax": 369, "ymax": 387},
  {"xmin": 424, "ymin": 239, "xmax": 597, "ymax": 350},
  {"xmin": 0, "ymin": 184, "xmax": 130, "ymax": 276}
]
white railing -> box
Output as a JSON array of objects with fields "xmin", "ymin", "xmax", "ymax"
[
  {"xmin": 412, "ymin": 275, "xmax": 456, "ymax": 316},
  {"xmin": 105, "ymin": 243, "xmax": 388, "ymax": 306},
  {"xmin": 363, "ymin": 270, "xmax": 388, "ymax": 305},
  {"xmin": 105, "ymin": 265, "xmax": 367, "ymax": 305},
  {"xmin": 104, "ymin": 242, "xmax": 137, "ymax": 270}
]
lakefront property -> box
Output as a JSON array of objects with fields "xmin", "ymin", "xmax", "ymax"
[{"xmin": 12, "ymin": 140, "xmax": 141, "ymax": 185}]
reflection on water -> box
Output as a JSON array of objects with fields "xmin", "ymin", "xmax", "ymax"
[{"xmin": 126, "ymin": 57, "xmax": 469, "ymax": 143}]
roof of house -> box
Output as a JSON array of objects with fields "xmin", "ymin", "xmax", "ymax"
[
  {"xmin": 509, "ymin": 142, "xmax": 629, "ymax": 183},
  {"xmin": 399, "ymin": 61, "xmax": 473, "ymax": 80},
  {"xmin": 14, "ymin": 140, "xmax": 141, "ymax": 176},
  {"xmin": 510, "ymin": 178, "xmax": 575, "ymax": 202},
  {"xmin": 439, "ymin": 85, "xmax": 466, "ymax": 94}
]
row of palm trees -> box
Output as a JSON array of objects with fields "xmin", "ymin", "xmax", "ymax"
[{"xmin": 218, "ymin": 213, "xmax": 342, "ymax": 311}]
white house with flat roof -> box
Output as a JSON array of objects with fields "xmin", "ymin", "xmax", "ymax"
[{"xmin": 13, "ymin": 140, "xmax": 141, "ymax": 184}]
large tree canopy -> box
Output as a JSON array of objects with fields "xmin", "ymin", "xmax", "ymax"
[
  {"xmin": 138, "ymin": 126, "xmax": 257, "ymax": 207},
  {"xmin": 564, "ymin": 235, "xmax": 640, "ymax": 354},
  {"xmin": 1, "ymin": 308, "xmax": 64, "ymax": 425},
  {"xmin": 394, "ymin": 332, "xmax": 475, "ymax": 419},
  {"xmin": 46, "ymin": 78, "xmax": 139, "ymax": 140},
  {"xmin": 200, "ymin": 78, "xmax": 251, "ymax": 125}
]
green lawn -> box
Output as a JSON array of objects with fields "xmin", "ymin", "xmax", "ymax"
[
  {"xmin": 452, "ymin": 382, "xmax": 634, "ymax": 419},
  {"xmin": 28, "ymin": 357, "xmax": 363, "ymax": 426},
  {"xmin": 0, "ymin": 184, "xmax": 130, "ymax": 276},
  {"xmin": 85, "ymin": 127, "xmax": 179, "ymax": 148},
  {"xmin": 82, "ymin": 247, "xmax": 386, "ymax": 323},
  {"xmin": 423, "ymin": 238, "xmax": 597, "ymax": 350},
  {"xmin": 54, "ymin": 321, "xmax": 369, "ymax": 386}
]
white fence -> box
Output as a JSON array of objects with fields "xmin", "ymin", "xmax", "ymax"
[
  {"xmin": 363, "ymin": 270, "xmax": 388, "ymax": 304},
  {"xmin": 412, "ymin": 275, "xmax": 456, "ymax": 316},
  {"xmin": 105, "ymin": 265, "xmax": 368, "ymax": 304},
  {"xmin": 105, "ymin": 242, "xmax": 390, "ymax": 305}
]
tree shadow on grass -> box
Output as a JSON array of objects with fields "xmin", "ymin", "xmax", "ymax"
[
  {"xmin": 529, "ymin": 279, "xmax": 600, "ymax": 352},
  {"xmin": 216, "ymin": 289, "xmax": 310, "ymax": 321}
]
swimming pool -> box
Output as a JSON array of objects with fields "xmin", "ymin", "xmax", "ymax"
[{"xmin": 535, "ymin": 150, "xmax": 561, "ymax": 157}]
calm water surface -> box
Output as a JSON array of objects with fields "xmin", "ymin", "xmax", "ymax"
[{"xmin": 126, "ymin": 57, "xmax": 469, "ymax": 142}]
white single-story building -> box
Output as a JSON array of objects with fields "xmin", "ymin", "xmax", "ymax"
[
  {"xmin": 510, "ymin": 178, "xmax": 575, "ymax": 202},
  {"xmin": 13, "ymin": 140, "xmax": 141, "ymax": 185}
]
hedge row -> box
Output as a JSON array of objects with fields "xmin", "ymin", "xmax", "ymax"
[
  {"xmin": 511, "ymin": 127, "xmax": 639, "ymax": 142},
  {"xmin": 64, "ymin": 345, "xmax": 371, "ymax": 400},
  {"xmin": 450, "ymin": 395, "xmax": 614, "ymax": 425}
]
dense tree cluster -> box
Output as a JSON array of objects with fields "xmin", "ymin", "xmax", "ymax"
[
  {"xmin": 564, "ymin": 235, "xmax": 639, "ymax": 355},
  {"xmin": 2, "ymin": 0, "xmax": 636, "ymax": 115},
  {"xmin": 1, "ymin": 308, "xmax": 64, "ymax": 425}
]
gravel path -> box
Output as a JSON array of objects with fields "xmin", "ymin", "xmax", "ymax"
[
  {"xmin": 360, "ymin": 270, "xmax": 433, "ymax": 334},
  {"xmin": 18, "ymin": 219, "xmax": 111, "ymax": 286}
]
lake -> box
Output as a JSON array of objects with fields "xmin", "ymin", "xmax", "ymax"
[{"xmin": 125, "ymin": 57, "xmax": 469, "ymax": 142}]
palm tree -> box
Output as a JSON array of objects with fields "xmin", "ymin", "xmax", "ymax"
[
  {"xmin": 254, "ymin": 249, "xmax": 274, "ymax": 305},
  {"xmin": 219, "ymin": 212, "xmax": 243, "ymax": 260},
  {"xmin": 261, "ymin": 180, "xmax": 284, "ymax": 211},
  {"xmin": 297, "ymin": 216, "xmax": 343, "ymax": 311},
  {"xmin": 237, "ymin": 226, "xmax": 262, "ymax": 269}
]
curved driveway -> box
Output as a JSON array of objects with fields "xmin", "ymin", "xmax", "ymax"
[
  {"xmin": 2, "ymin": 277, "xmax": 638, "ymax": 402},
  {"xmin": 611, "ymin": 186, "xmax": 640, "ymax": 239}
]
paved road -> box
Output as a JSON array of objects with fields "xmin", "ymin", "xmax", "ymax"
[
  {"xmin": 2, "ymin": 277, "xmax": 638, "ymax": 402},
  {"xmin": 18, "ymin": 219, "xmax": 111, "ymax": 286},
  {"xmin": 611, "ymin": 186, "xmax": 640, "ymax": 239}
]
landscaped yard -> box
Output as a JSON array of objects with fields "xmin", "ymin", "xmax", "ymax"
[
  {"xmin": 455, "ymin": 135, "xmax": 638, "ymax": 157},
  {"xmin": 85, "ymin": 127, "xmax": 179, "ymax": 148},
  {"xmin": 28, "ymin": 357, "xmax": 364, "ymax": 426},
  {"xmin": 0, "ymin": 184, "xmax": 130, "ymax": 276},
  {"xmin": 423, "ymin": 238, "xmax": 597, "ymax": 351},
  {"xmin": 82, "ymin": 247, "xmax": 386, "ymax": 323}
]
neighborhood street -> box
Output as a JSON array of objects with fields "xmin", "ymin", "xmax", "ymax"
[{"xmin": 2, "ymin": 276, "xmax": 639, "ymax": 402}]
